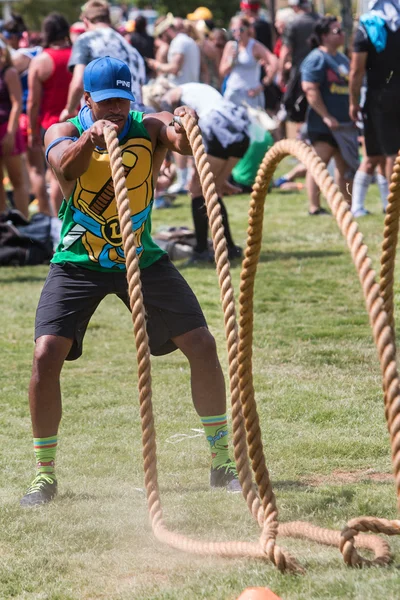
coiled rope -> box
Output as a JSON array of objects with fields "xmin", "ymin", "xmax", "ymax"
[{"xmin": 104, "ymin": 120, "xmax": 400, "ymax": 573}]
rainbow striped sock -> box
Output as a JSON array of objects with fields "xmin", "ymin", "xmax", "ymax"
[
  {"xmin": 201, "ymin": 413, "xmax": 230, "ymax": 469},
  {"xmin": 33, "ymin": 436, "xmax": 57, "ymax": 478}
]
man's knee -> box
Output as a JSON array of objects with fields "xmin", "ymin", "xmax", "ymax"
[
  {"xmin": 176, "ymin": 327, "xmax": 218, "ymax": 360},
  {"xmin": 32, "ymin": 335, "xmax": 72, "ymax": 376}
]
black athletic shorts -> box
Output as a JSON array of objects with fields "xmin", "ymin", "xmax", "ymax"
[
  {"xmin": 35, "ymin": 255, "xmax": 207, "ymax": 360},
  {"xmin": 363, "ymin": 89, "xmax": 400, "ymax": 156},
  {"xmin": 204, "ymin": 133, "xmax": 250, "ymax": 160}
]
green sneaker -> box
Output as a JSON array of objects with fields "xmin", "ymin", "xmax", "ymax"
[
  {"xmin": 20, "ymin": 474, "xmax": 57, "ymax": 507},
  {"xmin": 210, "ymin": 459, "xmax": 241, "ymax": 493}
]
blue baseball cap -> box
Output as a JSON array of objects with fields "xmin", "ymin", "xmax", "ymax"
[{"xmin": 83, "ymin": 56, "xmax": 135, "ymax": 103}]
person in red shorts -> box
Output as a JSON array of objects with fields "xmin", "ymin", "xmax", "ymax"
[
  {"xmin": 0, "ymin": 37, "xmax": 29, "ymax": 217},
  {"xmin": 28, "ymin": 13, "xmax": 72, "ymax": 215}
]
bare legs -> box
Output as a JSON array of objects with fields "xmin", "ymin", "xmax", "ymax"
[
  {"xmin": 29, "ymin": 335, "xmax": 73, "ymax": 438},
  {"xmin": 307, "ymin": 141, "xmax": 351, "ymax": 213},
  {"xmin": 4, "ymin": 154, "xmax": 30, "ymax": 218},
  {"xmin": 173, "ymin": 327, "xmax": 226, "ymax": 417}
]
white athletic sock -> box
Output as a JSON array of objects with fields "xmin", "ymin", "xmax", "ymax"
[
  {"xmin": 376, "ymin": 172, "xmax": 389, "ymax": 211},
  {"xmin": 168, "ymin": 167, "xmax": 188, "ymax": 192},
  {"xmin": 351, "ymin": 171, "xmax": 373, "ymax": 215}
]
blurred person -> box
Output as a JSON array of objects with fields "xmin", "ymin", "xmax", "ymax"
[
  {"xmin": 0, "ymin": 38, "xmax": 29, "ymax": 218},
  {"xmin": 154, "ymin": 152, "xmax": 177, "ymax": 208},
  {"xmin": 69, "ymin": 22, "xmax": 86, "ymax": 44},
  {"xmin": 129, "ymin": 15, "xmax": 155, "ymax": 81},
  {"xmin": 301, "ymin": 17, "xmax": 358, "ymax": 214},
  {"xmin": 28, "ymin": 13, "xmax": 72, "ymax": 215},
  {"xmin": 349, "ymin": 0, "xmax": 400, "ymax": 215},
  {"xmin": 10, "ymin": 29, "xmax": 49, "ymax": 213},
  {"xmin": 2, "ymin": 13, "xmax": 26, "ymax": 50},
  {"xmin": 19, "ymin": 56, "xmax": 240, "ymax": 506},
  {"xmin": 144, "ymin": 78, "xmax": 250, "ymax": 261},
  {"xmin": 153, "ymin": 16, "xmax": 170, "ymax": 65},
  {"xmin": 147, "ymin": 15, "xmax": 201, "ymax": 194},
  {"xmin": 210, "ymin": 28, "xmax": 227, "ymax": 82},
  {"xmin": 240, "ymin": 0, "xmax": 273, "ymax": 50},
  {"xmin": 280, "ymin": 0, "xmax": 319, "ymax": 124},
  {"xmin": 192, "ymin": 19, "xmax": 222, "ymax": 88},
  {"xmin": 273, "ymin": 8, "xmax": 296, "ymax": 65},
  {"xmin": 60, "ymin": 0, "xmax": 146, "ymax": 121},
  {"xmin": 147, "ymin": 14, "xmax": 200, "ymax": 85},
  {"xmin": 220, "ymin": 15, "xmax": 277, "ymax": 109}
]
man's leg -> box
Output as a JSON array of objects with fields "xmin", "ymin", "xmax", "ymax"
[
  {"xmin": 307, "ymin": 141, "xmax": 335, "ymax": 214},
  {"xmin": 172, "ymin": 327, "xmax": 226, "ymax": 417},
  {"xmin": 172, "ymin": 327, "xmax": 240, "ymax": 492},
  {"xmin": 20, "ymin": 335, "xmax": 73, "ymax": 507},
  {"xmin": 351, "ymin": 155, "xmax": 379, "ymax": 217}
]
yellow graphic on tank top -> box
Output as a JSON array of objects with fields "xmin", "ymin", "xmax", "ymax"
[{"xmin": 62, "ymin": 138, "xmax": 153, "ymax": 269}]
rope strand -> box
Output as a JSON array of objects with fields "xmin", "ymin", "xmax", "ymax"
[{"xmin": 104, "ymin": 125, "xmax": 399, "ymax": 572}]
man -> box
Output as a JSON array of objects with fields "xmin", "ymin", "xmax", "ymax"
[
  {"xmin": 146, "ymin": 13, "xmax": 200, "ymax": 85},
  {"xmin": 349, "ymin": 0, "xmax": 400, "ymax": 214},
  {"xmin": 60, "ymin": 0, "xmax": 146, "ymax": 122},
  {"xmin": 19, "ymin": 56, "xmax": 240, "ymax": 507},
  {"xmin": 280, "ymin": 0, "xmax": 319, "ymax": 123},
  {"xmin": 147, "ymin": 15, "xmax": 201, "ymax": 194}
]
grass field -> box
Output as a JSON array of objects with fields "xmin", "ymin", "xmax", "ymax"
[{"xmin": 1, "ymin": 177, "xmax": 400, "ymax": 599}]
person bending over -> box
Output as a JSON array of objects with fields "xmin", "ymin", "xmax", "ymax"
[{"xmin": 144, "ymin": 79, "xmax": 249, "ymax": 262}]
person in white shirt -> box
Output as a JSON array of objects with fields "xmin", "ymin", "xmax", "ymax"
[
  {"xmin": 60, "ymin": 0, "xmax": 146, "ymax": 122},
  {"xmin": 147, "ymin": 13, "xmax": 200, "ymax": 84}
]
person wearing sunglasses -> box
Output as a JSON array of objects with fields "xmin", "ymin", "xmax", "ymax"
[
  {"xmin": 301, "ymin": 17, "xmax": 358, "ymax": 215},
  {"xmin": 219, "ymin": 16, "xmax": 277, "ymax": 109}
]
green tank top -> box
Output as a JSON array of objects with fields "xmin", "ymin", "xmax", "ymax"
[{"xmin": 51, "ymin": 110, "xmax": 165, "ymax": 272}]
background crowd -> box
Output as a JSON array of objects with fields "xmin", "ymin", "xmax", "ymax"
[{"xmin": 0, "ymin": 0, "xmax": 399, "ymax": 264}]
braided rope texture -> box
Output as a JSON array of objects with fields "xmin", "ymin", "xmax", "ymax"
[
  {"xmin": 239, "ymin": 139, "xmax": 400, "ymax": 567},
  {"xmin": 105, "ymin": 123, "xmax": 399, "ymax": 572}
]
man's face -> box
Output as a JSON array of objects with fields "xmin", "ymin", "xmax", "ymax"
[{"xmin": 85, "ymin": 93, "xmax": 131, "ymax": 134}]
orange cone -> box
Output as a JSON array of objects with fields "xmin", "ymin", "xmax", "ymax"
[{"xmin": 236, "ymin": 587, "xmax": 283, "ymax": 600}]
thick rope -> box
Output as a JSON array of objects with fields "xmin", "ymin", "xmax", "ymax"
[
  {"xmin": 104, "ymin": 123, "xmax": 399, "ymax": 572},
  {"xmin": 104, "ymin": 124, "xmax": 300, "ymax": 573},
  {"xmin": 238, "ymin": 138, "xmax": 400, "ymax": 568}
]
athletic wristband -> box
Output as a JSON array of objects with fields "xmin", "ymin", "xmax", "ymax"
[{"xmin": 45, "ymin": 136, "xmax": 78, "ymax": 163}]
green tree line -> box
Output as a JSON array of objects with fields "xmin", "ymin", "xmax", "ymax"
[{"xmin": 13, "ymin": 0, "xmax": 240, "ymax": 30}]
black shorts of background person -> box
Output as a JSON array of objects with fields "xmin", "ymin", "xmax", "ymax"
[
  {"xmin": 362, "ymin": 91, "xmax": 400, "ymax": 158},
  {"xmin": 189, "ymin": 131, "xmax": 250, "ymax": 263}
]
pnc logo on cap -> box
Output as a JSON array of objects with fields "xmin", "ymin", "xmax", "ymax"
[{"xmin": 83, "ymin": 56, "xmax": 136, "ymax": 103}]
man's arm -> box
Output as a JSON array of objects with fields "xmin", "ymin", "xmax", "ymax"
[
  {"xmin": 45, "ymin": 119, "xmax": 118, "ymax": 182},
  {"xmin": 144, "ymin": 106, "xmax": 197, "ymax": 155},
  {"xmin": 349, "ymin": 52, "xmax": 367, "ymax": 122},
  {"xmin": 147, "ymin": 53, "xmax": 183, "ymax": 76},
  {"xmin": 60, "ymin": 64, "xmax": 85, "ymax": 122}
]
